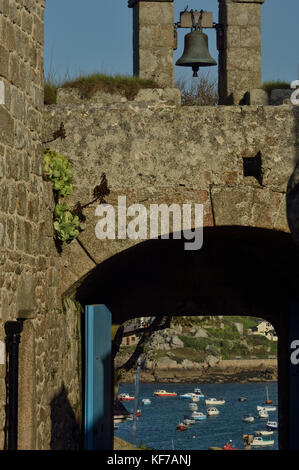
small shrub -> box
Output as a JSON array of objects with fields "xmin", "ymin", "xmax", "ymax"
[
  {"xmin": 176, "ymin": 73, "xmax": 218, "ymax": 106},
  {"xmin": 44, "ymin": 81, "xmax": 58, "ymax": 105}
]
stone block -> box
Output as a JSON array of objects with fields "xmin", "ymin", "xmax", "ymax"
[
  {"xmin": 0, "ymin": 106, "xmax": 14, "ymax": 145},
  {"xmin": 17, "ymin": 273, "xmax": 37, "ymax": 318},
  {"xmin": 139, "ymin": 2, "xmax": 174, "ymax": 26},
  {"xmin": 0, "ymin": 44, "xmax": 9, "ymax": 76},
  {"xmin": 250, "ymin": 88, "xmax": 268, "ymax": 105},
  {"xmin": 270, "ymin": 89, "xmax": 292, "ymax": 106}
]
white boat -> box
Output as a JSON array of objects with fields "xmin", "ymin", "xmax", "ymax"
[
  {"xmin": 194, "ymin": 388, "xmax": 205, "ymax": 398},
  {"xmin": 255, "ymin": 430, "xmax": 274, "ymax": 436},
  {"xmin": 205, "ymin": 398, "xmax": 225, "ymax": 405},
  {"xmin": 256, "ymin": 405, "xmax": 276, "ymax": 412},
  {"xmin": 180, "ymin": 392, "xmax": 201, "ymax": 400},
  {"xmin": 189, "ymin": 402, "xmax": 198, "ymax": 411},
  {"xmin": 258, "ymin": 408, "xmax": 269, "ymax": 418},
  {"xmin": 191, "ymin": 411, "xmax": 207, "ymax": 420},
  {"xmin": 266, "ymin": 420, "xmax": 278, "ymax": 430},
  {"xmin": 142, "ymin": 398, "xmax": 151, "ymax": 405},
  {"xmin": 243, "ymin": 415, "xmax": 254, "ymax": 423},
  {"xmin": 207, "ymin": 407, "xmax": 219, "ymax": 416},
  {"xmin": 251, "ymin": 436, "xmax": 274, "ymax": 447},
  {"xmin": 183, "ymin": 415, "xmax": 195, "ymax": 425},
  {"xmin": 191, "ymin": 395, "xmax": 200, "ymax": 402},
  {"xmin": 180, "ymin": 393, "xmax": 194, "ymax": 399}
]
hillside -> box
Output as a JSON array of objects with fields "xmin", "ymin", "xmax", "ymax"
[{"xmin": 115, "ymin": 316, "xmax": 277, "ymax": 383}]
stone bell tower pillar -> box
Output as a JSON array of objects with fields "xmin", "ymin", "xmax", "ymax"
[
  {"xmin": 128, "ymin": 0, "xmax": 175, "ymax": 88},
  {"xmin": 218, "ymin": 0, "xmax": 266, "ymax": 105}
]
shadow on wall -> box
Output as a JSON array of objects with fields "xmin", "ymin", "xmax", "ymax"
[
  {"xmin": 50, "ymin": 384, "xmax": 81, "ymax": 450},
  {"xmin": 286, "ymin": 106, "xmax": 299, "ymax": 246}
]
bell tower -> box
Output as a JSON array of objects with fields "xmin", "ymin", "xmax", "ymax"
[
  {"xmin": 218, "ymin": 0, "xmax": 266, "ymax": 105},
  {"xmin": 128, "ymin": 0, "xmax": 175, "ymax": 88}
]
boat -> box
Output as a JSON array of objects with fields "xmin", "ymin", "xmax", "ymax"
[
  {"xmin": 256, "ymin": 405, "xmax": 276, "ymax": 412},
  {"xmin": 191, "ymin": 411, "xmax": 207, "ymax": 420},
  {"xmin": 255, "ymin": 430, "xmax": 274, "ymax": 436},
  {"xmin": 118, "ymin": 393, "xmax": 135, "ymax": 401},
  {"xmin": 136, "ymin": 409, "xmax": 141, "ymax": 417},
  {"xmin": 251, "ymin": 436, "xmax": 274, "ymax": 447},
  {"xmin": 243, "ymin": 415, "xmax": 255, "ymax": 423},
  {"xmin": 194, "ymin": 388, "xmax": 205, "ymax": 398},
  {"xmin": 176, "ymin": 422, "xmax": 188, "ymax": 431},
  {"xmin": 266, "ymin": 420, "xmax": 278, "ymax": 430},
  {"xmin": 222, "ymin": 441, "xmax": 237, "ymax": 450},
  {"xmin": 141, "ymin": 398, "xmax": 151, "ymax": 405},
  {"xmin": 180, "ymin": 393, "xmax": 195, "ymax": 399},
  {"xmin": 238, "ymin": 397, "xmax": 247, "ymax": 402},
  {"xmin": 154, "ymin": 390, "xmax": 177, "ymax": 397},
  {"xmin": 189, "ymin": 402, "xmax": 198, "ymax": 411},
  {"xmin": 183, "ymin": 415, "xmax": 195, "ymax": 425},
  {"xmin": 205, "ymin": 398, "xmax": 225, "ymax": 405},
  {"xmin": 265, "ymin": 385, "xmax": 273, "ymax": 404},
  {"xmin": 207, "ymin": 407, "xmax": 219, "ymax": 416},
  {"xmin": 191, "ymin": 395, "xmax": 200, "ymax": 402},
  {"xmin": 258, "ymin": 408, "xmax": 269, "ymax": 418}
]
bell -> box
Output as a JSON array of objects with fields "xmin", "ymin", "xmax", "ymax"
[{"xmin": 176, "ymin": 30, "xmax": 217, "ymax": 77}]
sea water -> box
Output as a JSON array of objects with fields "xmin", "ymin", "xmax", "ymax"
[{"xmin": 114, "ymin": 382, "xmax": 278, "ymax": 450}]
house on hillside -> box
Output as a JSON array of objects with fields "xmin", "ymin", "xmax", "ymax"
[{"xmin": 248, "ymin": 320, "xmax": 278, "ymax": 341}]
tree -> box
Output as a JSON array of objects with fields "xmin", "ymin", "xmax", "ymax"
[{"xmin": 112, "ymin": 316, "xmax": 172, "ymax": 397}]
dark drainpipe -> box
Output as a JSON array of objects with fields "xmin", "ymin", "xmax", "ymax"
[{"xmin": 5, "ymin": 321, "xmax": 23, "ymax": 450}]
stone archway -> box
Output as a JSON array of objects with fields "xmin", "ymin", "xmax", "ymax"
[{"xmin": 63, "ymin": 225, "xmax": 299, "ymax": 449}]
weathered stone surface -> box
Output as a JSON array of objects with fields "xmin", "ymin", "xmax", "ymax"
[
  {"xmin": 270, "ymin": 89, "xmax": 292, "ymax": 106},
  {"xmin": 250, "ymin": 88, "xmax": 268, "ymax": 105}
]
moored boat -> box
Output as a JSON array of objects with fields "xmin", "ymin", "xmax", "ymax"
[
  {"xmin": 142, "ymin": 398, "xmax": 151, "ymax": 405},
  {"xmin": 154, "ymin": 389, "xmax": 177, "ymax": 397},
  {"xmin": 256, "ymin": 405, "xmax": 276, "ymax": 412},
  {"xmin": 136, "ymin": 409, "xmax": 141, "ymax": 417},
  {"xmin": 258, "ymin": 408, "xmax": 269, "ymax": 418},
  {"xmin": 118, "ymin": 393, "xmax": 135, "ymax": 401},
  {"xmin": 243, "ymin": 415, "xmax": 254, "ymax": 423},
  {"xmin": 191, "ymin": 411, "xmax": 207, "ymax": 420},
  {"xmin": 189, "ymin": 402, "xmax": 198, "ymax": 411},
  {"xmin": 183, "ymin": 415, "xmax": 195, "ymax": 425},
  {"xmin": 251, "ymin": 436, "xmax": 274, "ymax": 447},
  {"xmin": 205, "ymin": 398, "xmax": 225, "ymax": 405},
  {"xmin": 238, "ymin": 397, "xmax": 247, "ymax": 402},
  {"xmin": 255, "ymin": 430, "xmax": 274, "ymax": 436},
  {"xmin": 207, "ymin": 407, "xmax": 219, "ymax": 416},
  {"xmin": 266, "ymin": 420, "xmax": 278, "ymax": 430},
  {"xmin": 194, "ymin": 388, "xmax": 205, "ymax": 398},
  {"xmin": 176, "ymin": 422, "xmax": 188, "ymax": 431},
  {"xmin": 222, "ymin": 440, "xmax": 237, "ymax": 450}
]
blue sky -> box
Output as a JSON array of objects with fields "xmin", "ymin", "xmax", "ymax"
[{"xmin": 44, "ymin": 0, "xmax": 299, "ymax": 86}]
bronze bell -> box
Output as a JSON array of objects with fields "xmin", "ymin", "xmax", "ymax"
[{"xmin": 176, "ymin": 29, "xmax": 217, "ymax": 77}]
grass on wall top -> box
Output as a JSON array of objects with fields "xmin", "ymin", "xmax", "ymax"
[
  {"xmin": 44, "ymin": 73, "xmax": 159, "ymax": 105},
  {"xmin": 262, "ymin": 80, "xmax": 291, "ymax": 97}
]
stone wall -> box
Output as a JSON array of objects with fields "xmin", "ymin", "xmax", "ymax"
[
  {"xmin": 0, "ymin": 1, "xmax": 81, "ymax": 450},
  {"xmin": 43, "ymin": 91, "xmax": 296, "ymax": 292}
]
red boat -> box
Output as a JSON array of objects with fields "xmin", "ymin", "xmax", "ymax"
[
  {"xmin": 222, "ymin": 441, "xmax": 237, "ymax": 450},
  {"xmin": 176, "ymin": 423, "xmax": 188, "ymax": 431},
  {"xmin": 136, "ymin": 409, "xmax": 141, "ymax": 417},
  {"xmin": 118, "ymin": 393, "xmax": 135, "ymax": 401}
]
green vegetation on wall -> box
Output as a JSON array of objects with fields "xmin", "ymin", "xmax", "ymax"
[{"xmin": 43, "ymin": 149, "xmax": 80, "ymax": 244}]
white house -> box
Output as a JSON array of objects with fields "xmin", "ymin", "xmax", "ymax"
[{"xmin": 248, "ymin": 320, "xmax": 278, "ymax": 341}]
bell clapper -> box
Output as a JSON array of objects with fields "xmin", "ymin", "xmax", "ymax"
[{"xmin": 192, "ymin": 65, "xmax": 199, "ymax": 77}]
